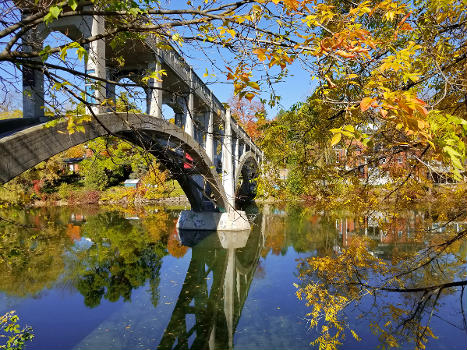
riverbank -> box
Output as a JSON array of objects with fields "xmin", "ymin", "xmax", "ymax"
[
  {"xmin": 0, "ymin": 180, "xmax": 190, "ymax": 209},
  {"xmin": 31, "ymin": 195, "xmax": 190, "ymax": 208}
]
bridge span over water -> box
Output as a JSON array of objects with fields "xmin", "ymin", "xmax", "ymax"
[{"xmin": 0, "ymin": 4, "xmax": 263, "ymax": 230}]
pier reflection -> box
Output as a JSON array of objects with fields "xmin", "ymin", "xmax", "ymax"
[{"xmin": 159, "ymin": 227, "xmax": 262, "ymax": 350}]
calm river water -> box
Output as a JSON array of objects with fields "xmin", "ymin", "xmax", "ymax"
[{"xmin": 0, "ymin": 204, "xmax": 466, "ymax": 349}]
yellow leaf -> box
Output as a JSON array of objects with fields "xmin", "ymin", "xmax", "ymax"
[{"xmin": 330, "ymin": 132, "xmax": 342, "ymax": 146}]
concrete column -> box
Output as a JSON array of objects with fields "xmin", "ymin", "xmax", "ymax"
[
  {"xmin": 105, "ymin": 69, "xmax": 116, "ymax": 112},
  {"xmin": 85, "ymin": 10, "xmax": 106, "ymax": 114},
  {"xmin": 234, "ymin": 136, "xmax": 239, "ymax": 168},
  {"xmin": 22, "ymin": 22, "xmax": 44, "ymax": 120},
  {"xmin": 184, "ymin": 69, "xmax": 194, "ymax": 138},
  {"xmin": 206, "ymin": 108, "xmax": 214, "ymax": 162},
  {"xmin": 146, "ymin": 61, "xmax": 163, "ymax": 118},
  {"xmin": 175, "ymin": 111, "xmax": 183, "ymax": 128},
  {"xmin": 222, "ymin": 108, "xmax": 235, "ymax": 209}
]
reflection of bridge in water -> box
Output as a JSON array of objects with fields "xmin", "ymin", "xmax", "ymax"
[{"xmin": 158, "ymin": 211, "xmax": 268, "ymax": 350}]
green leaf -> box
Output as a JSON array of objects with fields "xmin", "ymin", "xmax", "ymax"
[
  {"xmin": 59, "ymin": 47, "xmax": 68, "ymax": 61},
  {"xmin": 128, "ymin": 7, "xmax": 141, "ymax": 16},
  {"xmin": 77, "ymin": 47, "xmax": 88, "ymax": 62},
  {"xmin": 68, "ymin": 0, "xmax": 78, "ymax": 11},
  {"xmin": 248, "ymin": 81, "xmax": 260, "ymax": 90},
  {"xmin": 39, "ymin": 45, "xmax": 52, "ymax": 61},
  {"xmin": 44, "ymin": 6, "xmax": 62, "ymax": 24},
  {"xmin": 443, "ymin": 145, "xmax": 462, "ymax": 159},
  {"xmin": 50, "ymin": 6, "xmax": 62, "ymax": 18}
]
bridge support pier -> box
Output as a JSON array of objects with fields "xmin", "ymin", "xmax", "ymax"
[
  {"xmin": 205, "ymin": 94, "xmax": 215, "ymax": 162},
  {"xmin": 222, "ymin": 108, "xmax": 235, "ymax": 209}
]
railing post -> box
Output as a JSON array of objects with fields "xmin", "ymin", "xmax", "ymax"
[
  {"xmin": 146, "ymin": 61, "xmax": 162, "ymax": 118},
  {"xmin": 222, "ymin": 108, "xmax": 235, "ymax": 209},
  {"xmin": 85, "ymin": 9, "xmax": 106, "ymax": 115}
]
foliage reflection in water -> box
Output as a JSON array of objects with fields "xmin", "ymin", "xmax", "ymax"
[{"xmin": 0, "ymin": 204, "xmax": 465, "ymax": 350}]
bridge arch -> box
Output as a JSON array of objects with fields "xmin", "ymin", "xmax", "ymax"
[
  {"xmin": 0, "ymin": 113, "xmax": 227, "ymax": 211},
  {"xmin": 235, "ymin": 151, "xmax": 259, "ymax": 203}
]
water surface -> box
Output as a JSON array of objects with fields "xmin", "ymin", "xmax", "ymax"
[{"xmin": 0, "ymin": 204, "xmax": 465, "ymax": 349}]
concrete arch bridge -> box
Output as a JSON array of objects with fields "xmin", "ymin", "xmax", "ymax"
[{"xmin": 0, "ymin": 4, "xmax": 263, "ymax": 230}]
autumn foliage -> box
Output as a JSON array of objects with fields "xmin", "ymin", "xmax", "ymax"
[{"xmin": 228, "ymin": 95, "xmax": 266, "ymax": 141}]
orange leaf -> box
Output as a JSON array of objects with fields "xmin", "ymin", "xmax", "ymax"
[
  {"xmin": 417, "ymin": 105, "xmax": 429, "ymax": 116},
  {"xmin": 415, "ymin": 98, "xmax": 426, "ymax": 106},
  {"xmin": 244, "ymin": 92, "xmax": 255, "ymax": 101},
  {"xmin": 360, "ymin": 97, "xmax": 376, "ymax": 112},
  {"xmin": 397, "ymin": 11, "xmax": 412, "ymax": 29},
  {"xmin": 336, "ymin": 50, "xmax": 356, "ymax": 59},
  {"xmin": 253, "ymin": 48, "xmax": 267, "ymax": 61},
  {"xmin": 400, "ymin": 23, "xmax": 413, "ymax": 31}
]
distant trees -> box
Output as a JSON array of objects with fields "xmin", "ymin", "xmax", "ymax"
[{"xmin": 229, "ymin": 96, "xmax": 266, "ymax": 142}]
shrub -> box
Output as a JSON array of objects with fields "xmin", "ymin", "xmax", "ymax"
[
  {"xmin": 100, "ymin": 187, "xmax": 135, "ymax": 203},
  {"xmin": 57, "ymin": 183, "xmax": 74, "ymax": 200},
  {"xmin": 0, "ymin": 184, "xmax": 26, "ymax": 207},
  {"xmin": 82, "ymin": 163, "xmax": 108, "ymax": 190},
  {"xmin": 78, "ymin": 190, "xmax": 101, "ymax": 204}
]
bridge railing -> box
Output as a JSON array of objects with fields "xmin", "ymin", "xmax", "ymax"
[{"xmin": 145, "ymin": 36, "xmax": 262, "ymax": 158}]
